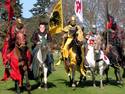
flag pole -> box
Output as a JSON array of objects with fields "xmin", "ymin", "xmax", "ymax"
[
  {"xmin": 106, "ymin": 0, "xmax": 109, "ymax": 46},
  {"xmin": 61, "ymin": 0, "xmax": 63, "ymax": 29}
]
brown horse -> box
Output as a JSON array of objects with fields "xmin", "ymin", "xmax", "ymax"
[
  {"xmin": 5, "ymin": 32, "xmax": 32, "ymax": 94},
  {"xmin": 16, "ymin": 32, "xmax": 32, "ymax": 93}
]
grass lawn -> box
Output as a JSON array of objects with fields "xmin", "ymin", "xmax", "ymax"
[{"xmin": 0, "ymin": 52, "xmax": 125, "ymax": 94}]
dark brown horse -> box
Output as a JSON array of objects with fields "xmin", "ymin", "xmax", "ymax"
[
  {"xmin": 16, "ymin": 32, "xmax": 32, "ymax": 93},
  {"xmin": 102, "ymin": 31, "xmax": 124, "ymax": 84},
  {"xmin": 7, "ymin": 32, "xmax": 32, "ymax": 94}
]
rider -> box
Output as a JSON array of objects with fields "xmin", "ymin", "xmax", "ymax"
[
  {"xmin": 62, "ymin": 15, "xmax": 86, "ymax": 76},
  {"xmin": 1, "ymin": 18, "xmax": 31, "ymax": 89},
  {"xmin": 31, "ymin": 21, "xmax": 53, "ymax": 73}
]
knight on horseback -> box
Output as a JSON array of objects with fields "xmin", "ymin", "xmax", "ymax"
[
  {"xmin": 101, "ymin": 14, "xmax": 124, "ymax": 84},
  {"xmin": 61, "ymin": 15, "xmax": 85, "ymax": 88},
  {"xmin": 85, "ymin": 30, "xmax": 110, "ymax": 88},
  {"xmin": 31, "ymin": 20, "xmax": 53, "ymax": 90},
  {"xmin": 1, "ymin": 18, "xmax": 32, "ymax": 94}
]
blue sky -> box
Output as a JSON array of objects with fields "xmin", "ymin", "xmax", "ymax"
[{"xmin": 20, "ymin": 0, "xmax": 36, "ymax": 18}]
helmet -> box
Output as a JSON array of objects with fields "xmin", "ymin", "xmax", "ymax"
[
  {"xmin": 70, "ymin": 15, "xmax": 76, "ymax": 21},
  {"xmin": 16, "ymin": 18, "xmax": 24, "ymax": 29},
  {"xmin": 69, "ymin": 15, "xmax": 76, "ymax": 26},
  {"xmin": 16, "ymin": 18, "xmax": 23, "ymax": 24}
]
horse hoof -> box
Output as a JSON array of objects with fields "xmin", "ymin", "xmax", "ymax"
[
  {"xmin": 100, "ymin": 86, "xmax": 104, "ymax": 89},
  {"xmin": 72, "ymin": 84, "xmax": 76, "ymax": 89},
  {"xmin": 83, "ymin": 76, "xmax": 86, "ymax": 81},
  {"xmin": 93, "ymin": 84, "xmax": 96, "ymax": 87},
  {"xmin": 119, "ymin": 81, "xmax": 123, "ymax": 85},
  {"xmin": 76, "ymin": 81, "xmax": 79, "ymax": 86},
  {"xmin": 38, "ymin": 86, "xmax": 41, "ymax": 89},
  {"xmin": 28, "ymin": 91, "xmax": 31, "ymax": 94},
  {"xmin": 117, "ymin": 80, "xmax": 122, "ymax": 84},
  {"xmin": 44, "ymin": 84, "xmax": 48, "ymax": 91},
  {"xmin": 45, "ymin": 88, "xmax": 48, "ymax": 91}
]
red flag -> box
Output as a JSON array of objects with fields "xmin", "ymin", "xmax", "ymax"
[
  {"xmin": 4, "ymin": 0, "xmax": 16, "ymax": 21},
  {"xmin": 106, "ymin": 15, "xmax": 113, "ymax": 29},
  {"xmin": 75, "ymin": 0, "xmax": 83, "ymax": 23},
  {"xmin": 1, "ymin": 0, "xmax": 16, "ymax": 81},
  {"xmin": 106, "ymin": 14, "xmax": 117, "ymax": 30}
]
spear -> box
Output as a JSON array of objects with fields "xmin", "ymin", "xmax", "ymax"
[{"xmin": 105, "ymin": 0, "xmax": 109, "ymax": 46}]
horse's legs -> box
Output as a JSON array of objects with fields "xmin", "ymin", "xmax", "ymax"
[
  {"xmin": 43, "ymin": 64, "xmax": 48, "ymax": 91},
  {"xmin": 64, "ymin": 59, "xmax": 72, "ymax": 84},
  {"xmin": 90, "ymin": 68, "xmax": 96, "ymax": 87},
  {"xmin": 104, "ymin": 66, "xmax": 109, "ymax": 83},
  {"xmin": 114, "ymin": 68, "xmax": 119, "ymax": 81},
  {"xmin": 64, "ymin": 58, "xmax": 70, "ymax": 73},
  {"xmin": 24, "ymin": 70, "xmax": 31, "ymax": 94},
  {"xmin": 99, "ymin": 62, "xmax": 104, "ymax": 88},
  {"xmin": 15, "ymin": 80, "xmax": 21, "ymax": 94},
  {"xmin": 114, "ymin": 65, "xmax": 123, "ymax": 84},
  {"xmin": 71, "ymin": 64, "xmax": 76, "ymax": 89},
  {"xmin": 68, "ymin": 73, "xmax": 72, "ymax": 85},
  {"xmin": 122, "ymin": 68, "xmax": 125, "ymax": 78},
  {"xmin": 79, "ymin": 73, "xmax": 86, "ymax": 82}
]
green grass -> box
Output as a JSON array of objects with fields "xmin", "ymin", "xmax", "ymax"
[{"xmin": 0, "ymin": 53, "xmax": 125, "ymax": 94}]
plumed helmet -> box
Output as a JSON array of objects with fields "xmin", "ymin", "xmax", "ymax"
[{"xmin": 16, "ymin": 18, "xmax": 24, "ymax": 29}]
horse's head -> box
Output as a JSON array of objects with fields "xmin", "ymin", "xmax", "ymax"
[{"xmin": 15, "ymin": 32, "xmax": 26, "ymax": 48}]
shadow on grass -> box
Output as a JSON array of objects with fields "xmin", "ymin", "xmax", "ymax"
[
  {"xmin": 55, "ymin": 78, "xmax": 124, "ymax": 88},
  {"xmin": 30, "ymin": 81, "xmax": 56, "ymax": 90},
  {"xmin": 7, "ymin": 81, "xmax": 56, "ymax": 93},
  {"xmin": 55, "ymin": 79, "xmax": 71, "ymax": 87}
]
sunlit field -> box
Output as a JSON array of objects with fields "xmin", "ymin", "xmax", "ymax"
[{"xmin": 0, "ymin": 52, "xmax": 125, "ymax": 94}]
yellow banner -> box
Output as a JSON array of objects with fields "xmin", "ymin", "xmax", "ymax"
[{"xmin": 49, "ymin": 0, "xmax": 63, "ymax": 34}]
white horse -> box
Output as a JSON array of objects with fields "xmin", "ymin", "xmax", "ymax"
[
  {"xmin": 32, "ymin": 42, "xmax": 50, "ymax": 91},
  {"xmin": 85, "ymin": 34, "xmax": 110, "ymax": 88}
]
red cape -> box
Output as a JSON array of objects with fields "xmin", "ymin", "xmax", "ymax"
[
  {"xmin": 2, "ymin": 48, "xmax": 22, "ymax": 86},
  {"xmin": 1, "ymin": 48, "xmax": 31, "ymax": 87}
]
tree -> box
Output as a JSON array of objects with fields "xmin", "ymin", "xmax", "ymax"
[
  {"xmin": 13, "ymin": 0, "xmax": 23, "ymax": 18},
  {"xmin": 30, "ymin": 0, "xmax": 52, "ymax": 16}
]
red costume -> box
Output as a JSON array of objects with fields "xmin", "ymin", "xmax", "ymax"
[{"xmin": 1, "ymin": 20, "xmax": 31, "ymax": 86}]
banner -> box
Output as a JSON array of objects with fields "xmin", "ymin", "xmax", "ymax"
[
  {"xmin": 2, "ymin": 0, "xmax": 16, "ymax": 66},
  {"xmin": 49, "ymin": 0, "xmax": 63, "ymax": 34},
  {"xmin": 4, "ymin": 0, "xmax": 16, "ymax": 21},
  {"xmin": 75, "ymin": 0, "xmax": 83, "ymax": 23}
]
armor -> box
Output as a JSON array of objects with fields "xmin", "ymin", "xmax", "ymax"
[{"xmin": 61, "ymin": 16, "xmax": 85, "ymax": 76}]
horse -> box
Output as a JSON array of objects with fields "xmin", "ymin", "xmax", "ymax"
[
  {"xmin": 84, "ymin": 36, "xmax": 110, "ymax": 88},
  {"xmin": 3, "ymin": 32, "xmax": 32, "ymax": 94},
  {"xmin": 102, "ymin": 30, "xmax": 124, "ymax": 84},
  {"xmin": 62, "ymin": 27, "xmax": 85, "ymax": 89},
  {"xmin": 104, "ymin": 44, "xmax": 123, "ymax": 84},
  {"xmin": 31, "ymin": 40, "xmax": 51, "ymax": 91}
]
